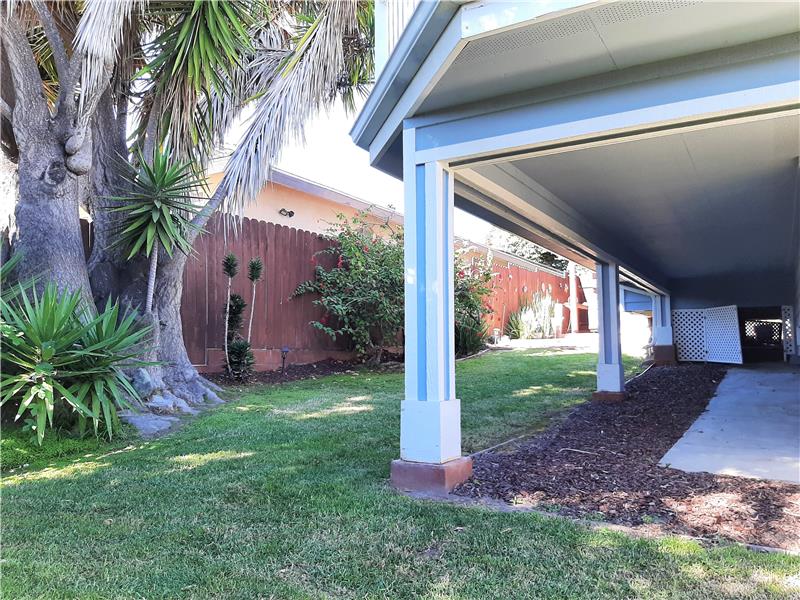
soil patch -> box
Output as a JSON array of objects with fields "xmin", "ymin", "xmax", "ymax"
[{"xmin": 454, "ymin": 364, "xmax": 800, "ymax": 550}]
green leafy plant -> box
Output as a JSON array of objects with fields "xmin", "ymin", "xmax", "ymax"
[
  {"xmin": 227, "ymin": 339, "xmax": 255, "ymax": 382},
  {"xmin": 225, "ymin": 294, "xmax": 247, "ymax": 344},
  {"xmin": 293, "ymin": 212, "xmax": 404, "ymax": 364},
  {"xmin": 108, "ymin": 146, "xmax": 203, "ymax": 312},
  {"xmin": 246, "ymin": 257, "xmax": 264, "ymax": 343},
  {"xmin": 0, "ymin": 283, "xmax": 150, "ymax": 444},
  {"xmin": 454, "ymin": 251, "xmax": 494, "ymax": 356},
  {"xmin": 294, "ymin": 213, "xmax": 495, "ymax": 362}
]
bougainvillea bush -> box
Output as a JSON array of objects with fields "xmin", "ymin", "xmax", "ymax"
[{"xmin": 294, "ymin": 212, "xmax": 494, "ymax": 363}]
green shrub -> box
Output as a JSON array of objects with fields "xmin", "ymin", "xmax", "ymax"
[
  {"xmin": 294, "ymin": 212, "xmax": 404, "ymax": 363},
  {"xmin": 454, "ymin": 251, "xmax": 494, "ymax": 356},
  {"xmin": 228, "ymin": 339, "xmax": 255, "ymax": 381},
  {"xmin": 225, "ymin": 293, "xmax": 247, "ymax": 343},
  {"xmin": 0, "ymin": 283, "xmax": 149, "ymax": 444},
  {"xmin": 294, "ymin": 213, "xmax": 496, "ymax": 361},
  {"xmin": 505, "ymin": 291, "xmax": 557, "ymax": 340}
]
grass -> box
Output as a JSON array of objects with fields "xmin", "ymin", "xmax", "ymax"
[{"xmin": 3, "ymin": 350, "xmax": 798, "ymax": 599}]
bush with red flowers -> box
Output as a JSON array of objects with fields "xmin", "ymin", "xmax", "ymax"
[{"xmin": 294, "ymin": 212, "xmax": 495, "ymax": 363}]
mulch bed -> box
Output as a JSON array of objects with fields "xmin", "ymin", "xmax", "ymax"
[
  {"xmin": 205, "ymin": 359, "xmax": 359, "ymax": 386},
  {"xmin": 454, "ymin": 364, "xmax": 800, "ymax": 550},
  {"xmin": 205, "ymin": 356, "xmax": 405, "ymax": 387}
]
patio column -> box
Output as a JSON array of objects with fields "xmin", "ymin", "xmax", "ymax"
[
  {"xmin": 651, "ymin": 293, "xmax": 677, "ymax": 365},
  {"xmin": 593, "ymin": 261, "xmax": 626, "ymax": 402},
  {"xmin": 390, "ymin": 140, "xmax": 472, "ymax": 494},
  {"xmin": 568, "ymin": 262, "xmax": 579, "ymax": 333}
]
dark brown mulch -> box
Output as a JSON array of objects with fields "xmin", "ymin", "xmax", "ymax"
[
  {"xmin": 454, "ymin": 364, "xmax": 800, "ymax": 550},
  {"xmin": 205, "ymin": 359, "xmax": 359, "ymax": 386}
]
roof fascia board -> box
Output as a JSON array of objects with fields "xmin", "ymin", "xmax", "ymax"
[
  {"xmin": 367, "ymin": 10, "xmax": 468, "ymax": 165},
  {"xmin": 351, "ymin": 1, "xmax": 461, "ymax": 149},
  {"xmin": 405, "ymin": 33, "xmax": 800, "ymax": 133},
  {"xmin": 411, "ymin": 50, "xmax": 800, "ymax": 165},
  {"xmin": 267, "ymin": 169, "xmax": 402, "ymax": 223}
]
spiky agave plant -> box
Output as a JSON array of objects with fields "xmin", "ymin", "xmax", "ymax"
[
  {"xmin": 108, "ymin": 146, "xmax": 204, "ymax": 313},
  {"xmin": 246, "ymin": 257, "xmax": 264, "ymax": 343},
  {"xmin": 222, "ymin": 252, "xmax": 239, "ymax": 372}
]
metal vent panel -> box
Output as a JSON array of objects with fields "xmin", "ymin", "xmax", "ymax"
[
  {"xmin": 456, "ymin": 13, "xmax": 595, "ymax": 65},
  {"xmin": 593, "ymin": 1, "xmax": 700, "ymax": 26}
]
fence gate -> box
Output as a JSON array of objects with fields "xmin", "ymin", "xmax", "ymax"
[
  {"xmin": 782, "ymin": 305, "xmax": 796, "ymax": 357},
  {"xmin": 672, "ymin": 305, "xmax": 743, "ymax": 364}
]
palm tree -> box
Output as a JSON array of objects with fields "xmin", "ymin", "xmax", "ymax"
[
  {"xmin": 1, "ymin": 0, "xmax": 374, "ymax": 407},
  {"xmin": 221, "ymin": 252, "xmax": 239, "ymax": 373}
]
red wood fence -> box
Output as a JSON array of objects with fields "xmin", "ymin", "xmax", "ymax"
[
  {"xmin": 84, "ymin": 215, "xmax": 580, "ymax": 373},
  {"xmin": 482, "ymin": 263, "xmax": 573, "ymax": 337},
  {"xmin": 181, "ymin": 215, "xmax": 352, "ymax": 373}
]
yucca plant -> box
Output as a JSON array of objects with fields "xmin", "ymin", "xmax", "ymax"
[
  {"xmin": 0, "ymin": 284, "xmax": 150, "ymax": 444},
  {"xmin": 246, "ymin": 257, "xmax": 263, "ymax": 343},
  {"xmin": 222, "ymin": 252, "xmax": 239, "ymax": 372},
  {"xmin": 108, "ymin": 147, "xmax": 204, "ymax": 313}
]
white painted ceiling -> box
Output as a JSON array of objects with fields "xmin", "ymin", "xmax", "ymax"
[
  {"xmin": 420, "ymin": 1, "xmax": 800, "ymax": 114},
  {"xmin": 510, "ymin": 114, "xmax": 800, "ymax": 279}
]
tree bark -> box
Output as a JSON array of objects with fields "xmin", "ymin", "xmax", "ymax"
[
  {"xmin": 144, "ymin": 242, "xmax": 158, "ymax": 313},
  {"xmin": 12, "ymin": 129, "xmax": 93, "ymax": 307}
]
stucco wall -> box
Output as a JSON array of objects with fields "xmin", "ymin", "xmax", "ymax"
[
  {"xmin": 207, "ymin": 173, "xmax": 400, "ymax": 235},
  {"xmin": 670, "ymin": 269, "xmax": 794, "ymax": 310}
]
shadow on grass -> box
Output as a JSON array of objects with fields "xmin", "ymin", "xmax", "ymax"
[{"xmin": 3, "ymin": 351, "xmax": 797, "ymax": 598}]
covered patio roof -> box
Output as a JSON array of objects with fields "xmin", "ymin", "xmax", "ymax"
[
  {"xmin": 352, "ymin": 0, "xmax": 800, "ymax": 493},
  {"xmin": 353, "ymin": 0, "xmax": 800, "ymax": 292}
]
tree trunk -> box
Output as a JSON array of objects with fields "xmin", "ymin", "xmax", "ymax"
[
  {"xmin": 224, "ymin": 276, "xmax": 232, "ymax": 374},
  {"xmin": 144, "ymin": 242, "xmax": 158, "ymax": 313},
  {"xmin": 13, "ymin": 136, "xmax": 93, "ymax": 308},
  {"xmin": 247, "ymin": 280, "xmax": 256, "ymax": 343},
  {"xmin": 87, "ymin": 94, "xmax": 221, "ymax": 412}
]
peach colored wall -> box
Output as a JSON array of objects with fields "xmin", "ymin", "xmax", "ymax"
[{"xmin": 207, "ymin": 173, "xmax": 398, "ymax": 235}]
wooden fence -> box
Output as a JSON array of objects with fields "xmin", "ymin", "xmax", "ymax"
[
  {"xmin": 182, "ymin": 215, "xmax": 352, "ymax": 373},
  {"xmin": 83, "ymin": 215, "xmax": 581, "ymax": 372},
  {"xmin": 482, "ymin": 262, "xmax": 573, "ymax": 337}
]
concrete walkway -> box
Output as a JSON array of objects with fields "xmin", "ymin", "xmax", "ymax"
[{"xmin": 659, "ymin": 365, "xmax": 800, "ymax": 484}]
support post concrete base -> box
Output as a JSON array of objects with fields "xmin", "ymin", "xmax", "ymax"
[
  {"xmin": 652, "ymin": 344, "xmax": 677, "ymax": 365},
  {"xmin": 592, "ymin": 391, "xmax": 627, "ymax": 403},
  {"xmin": 390, "ymin": 457, "xmax": 473, "ymax": 495}
]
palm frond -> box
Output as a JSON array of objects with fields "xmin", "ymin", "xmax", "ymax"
[
  {"xmin": 75, "ymin": 0, "xmax": 145, "ymax": 115},
  {"xmin": 221, "ymin": 0, "xmax": 372, "ymax": 216}
]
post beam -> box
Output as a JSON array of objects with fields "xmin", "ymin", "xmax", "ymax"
[
  {"xmin": 593, "ymin": 262, "xmax": 626, "ymax": 402},
  {"xmin": 391, "ymin": 133, "xmax": 471, "ymax": 494},
  {"xmin": 651, "ymin": 293, "xmax": 677, "ymax": 365}
]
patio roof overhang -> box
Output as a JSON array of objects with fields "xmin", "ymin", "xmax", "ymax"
[
  {"xmin": 351, "ymin": 0, "xmax": 800, "ymax": 491},
  {"xmin": 353, "ymin": 1, "xmax": 800, "ymax": 296}
]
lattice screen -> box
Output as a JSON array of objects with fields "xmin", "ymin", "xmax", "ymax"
[
  {"xmin": 672, "ymin": 309, "xmax": 705, "ymax": 361},
  {"xmin": 782, "ymin": 305, "xmax": 796, "ymax": 355},
  {"xmin": 704, "ymin": 305, "xmax": 743, "ymax": 364},
  {"xmin": 672, "ymin": 306, "xmax": 743, "ymax": 364}
]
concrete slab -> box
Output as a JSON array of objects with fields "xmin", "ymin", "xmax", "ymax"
[{"xmin": 659, "ymin": 365, "xmax": 800, "ymax": 484}]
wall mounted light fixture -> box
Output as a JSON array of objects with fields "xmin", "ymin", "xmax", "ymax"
[{"xmin": 279, "ymin": 208, "xmax": 295, "ymax": 217}]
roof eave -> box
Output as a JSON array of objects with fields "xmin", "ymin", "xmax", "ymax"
[{"xmin": 350, "ymin": 1, "xmax": 461, "ymax": 152}]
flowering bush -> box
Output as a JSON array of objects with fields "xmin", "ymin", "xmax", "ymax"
[
  {"xmin": 294, "ymin": 212, "xmax": 404, "ymax": 363},
  {"xmin": 453, "ymin": 250, "xmax": 494, "ymax": 356},
  {"xmin": 294, "ymin": 213, "xmax": 495, "ymax": 362}
]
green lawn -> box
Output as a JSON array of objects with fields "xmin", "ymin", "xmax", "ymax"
[{"xmin": 3, "ymin": 350, "xmax": 798, "ymax": 599}]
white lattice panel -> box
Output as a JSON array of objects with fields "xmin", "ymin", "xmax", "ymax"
[
  {"xmin": 782, "ymin": 305, "xmax": 795, "ymax": 355},
  {"xmin": 704, "ymin": 305, "xmax": 742, "ymax": 364},
  {"xmin": 672, "ymin": 309, "xmax": 705, "ymax": 361}
]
